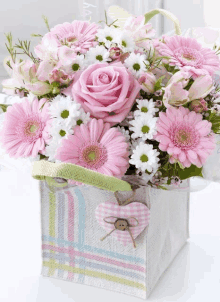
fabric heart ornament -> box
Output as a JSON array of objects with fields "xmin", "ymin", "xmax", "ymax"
[{"xmin": 95, "ymin": 201, "xmax": 150, "ymax": 246}]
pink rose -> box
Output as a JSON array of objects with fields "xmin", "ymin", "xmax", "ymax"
[{"xmin": 70, "ymin": 62, "xmax": 140, "ymax": 125}]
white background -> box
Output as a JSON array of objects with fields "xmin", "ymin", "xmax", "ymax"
[{"xmin": 0, "ymin": 0, "xmax": 220, "ymax": 301}]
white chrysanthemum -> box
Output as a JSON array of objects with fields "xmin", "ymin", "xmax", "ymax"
[
  {"xmin": 134, "ymin": 99, "xmax": 159, "ymax": 117},
  {"xmin": 49, "ymin": 119, "xmax": 74, "ymax": 142},
  {"xmin": 86, "ymin": 45, "xmax": 110, "ymax": 64},
  {"xmin": 75, "ymin": 109, "xmax": 91, "ymax": 126},
  {"xmin": 44, "ymin": 138, "xmax": 61, "ymax": 162},
  {"xmin": 124, "ymin": 52, "xmax": 147, "ymax": 77},
  {"xmin": 116, "ymin": 31, "xmax": 135, "ymax": 52},
  {"xmin": 117, "ymin": 126, "xmax": 130, "ymax": 143},
  {"xmin": 49, "ymin": 95, "xmax": 81, "ymax": 125},
  {"xmin": 130, "ymin": 138, "xmax": 143, "ymax": 151},
  {"xmin": 130, "ymin": 142, "xmax": 160, "ymax": 173},
  {"xmin": 96, "ymin": 26, "xmax": 120, "ymax": 48},
  {"xmin": 62, "ymin": 54, "xmax": 86, "ymax": 74},
  {"xmin": 129, "ymin": 114, "xmax": 157, "ymax": 140}
]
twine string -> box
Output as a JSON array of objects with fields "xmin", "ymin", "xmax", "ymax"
[{"xmin": 101, "ymin": 216, "xmax": 139, "ymax": 248}]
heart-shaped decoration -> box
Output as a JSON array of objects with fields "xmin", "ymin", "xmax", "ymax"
[{"xmin": 95, "ymin": 201, "xmax": 150, "ymax": 246}]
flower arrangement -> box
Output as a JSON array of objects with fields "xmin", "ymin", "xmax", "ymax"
[{"xmin": 1, "ymin": 9, "xmax": 220, "ymax": 189}]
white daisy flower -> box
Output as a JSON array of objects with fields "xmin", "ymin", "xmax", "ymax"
[
  {"xmin": 96, "ymin": 26, "xmax": 119, "ymax": 48},
  {"xmin": 116, "ymin": 126, "xmax": 130, "ymax": 143},
  {"xmin": 129, "ymin": 114, "xmax": 157, "ymax": 140},
  {"xmin": 130, "ymin": 142, "xmax": 160, "ymax": 173},
  {"xmin": 86, "ymin": 45, "xmax": 110, "ymax": 64},
  {"xmin": 134, "ymin": 99, "xmax": 159, "ymax": 117},
  {"xmin": 62, "ymin": 54, "xmax": 86, "ymax": 74},
  {"xmin": 124, "ymin": 52, "xmax": 147, "ymax": 77},
  {"xmin": 49, "ymin": 95, "xmax": 81, "ymax": 125},
  {"xmin": 49, "ymin": 119, "xmax": 74, "ymax": 142},
  {"xmin": 44, "ymin": 138, "xmax": 61, "ymax": 162},
  {"xmin": 130, "ymin": 138, "xmax": 143, "ymax": 151},
  {"xmin": 116, "ymin": 31, "xmax": 135, "ymax": 52},
  {"xmin": 75, "ymin": 109, "xmax": 91, "ymax": 126}
]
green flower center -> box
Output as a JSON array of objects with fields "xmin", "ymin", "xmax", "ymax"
[
  {"xmin": 87, "ymin": 151, "xmax": 96, "ymax": 161},
  {"xmin": 96, "ymin": 55, "xmax": 103, "ymax": 61},
  {"xmin": 72, "ymin": 63, "xmax": 80, "ymax": 71},
  {"xmin": 30, "ymin": 124, "xmax": 38, "ymax": 133},
  {"xmin": 141, "ymin": 125, "xmax": 150, "ymax": 134},
  {"xmin": 141, "ymin": 106, "xmax": 148, "ymax": 113},
  {"xmin": 140, "ymin": 154, "xmax": 149, "ymax": 162},
  {"xmin": 106, "ymin": 36, "xmax": 113, "ymax": 41},
  {"xmin": 59, "ymin": 130, "xmax": 66, "ymax": 137},
  {"xmin": 61, "ymin": 110, "xmax": 69, "ymax": 119},
  {"xmin": 77, "ymin": 119, "xmax": 83, "ymax": 126},
  {"xmin": 133, "ymin": 63, "xmax": 141, "ymax": 71},
  {"xmin": 122, "ymin": 40, "xmax": 127, "ymax": 47}
]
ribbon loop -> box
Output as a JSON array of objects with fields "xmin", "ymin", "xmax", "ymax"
[
  {"xmin": 32, "ymin": 160, "xmax": 132, "ymax": 192},
  {"xmin": 144, "ymin": 8, "xmax": 182, "ymax": 35}
]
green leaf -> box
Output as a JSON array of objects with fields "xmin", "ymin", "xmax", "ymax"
[
  {"xmin": 177, "ymin": 164, "xmax": 203, "ymax": 180},
  {"xmin": 39, "ymin": 154, "xmax": 47, "ymax": 160},
  {"xmin": 154, "ymin": 75, "xmax": 165, "ymax": 91},
  {"xmin": 163, "ymin": 64, "xmax": 177, "ymax": 73},
  {"xmin": 0, "ymin": 104, "xmax": 10, "ymax": 112},
  {"xmin": 208, "ymin": 112, "xmax": 220, "ymax": 133}
]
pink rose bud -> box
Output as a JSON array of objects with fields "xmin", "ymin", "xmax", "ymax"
[
  {"xmin": 138, "ymin": 72, "xmax": 156, "ymax": 94},
  {"xmin": 156, "ymin": 100, "xmax": 163, "ymax": 107},
  {"xmin": 109, "ymin": 47, "xmax": 123, "ymax": 60},
  {"xmin": 15, "ymin": 88, "xmax": 25, "ymax": 97},
  {"xmin": 189, "ymin": 99, "xmax": 208, "ymax": 113},
  {"xmin": 188, "ymin": 75, "xmax": 214, "ymax": 100},
  {"xmin": 49, "ymin": 68, "xmax": 71, "ymax": 84}
]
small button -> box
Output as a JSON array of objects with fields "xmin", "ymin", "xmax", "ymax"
[{"xmin": 114, "ymin": 219, "xmax": 128, "ymax": 231}]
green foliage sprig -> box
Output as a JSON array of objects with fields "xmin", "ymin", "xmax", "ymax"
[
  {"xmin": 14, "ymin": 39, "xmax": 38, "ymax": 63},
  {"xmin": 4, "ymin": 32, "xmax": 16, "ymax": 64}
]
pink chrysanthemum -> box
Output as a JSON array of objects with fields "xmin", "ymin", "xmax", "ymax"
[
  {"xmin": 155, "ymin": 107, "xmax": 216, "ymax": 168},
  {"xmin": 155, "ymin": 35, "xmax": 220, "ymax": 77},
  {"xmin": 55, "ymin": 119, "xmax": 129, "ymax": 178},
  {"xmin": 49, "ymin": 20, "xmax": 99, "ymax": 54},
  {"xmin": 0, "ymin": 98, "xmax": 51, "ymax": 158}
]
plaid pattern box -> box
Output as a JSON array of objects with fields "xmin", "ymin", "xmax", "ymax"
[{"xmin": 40, "ymin": 180, "xmax": 189, "ymax": 299}]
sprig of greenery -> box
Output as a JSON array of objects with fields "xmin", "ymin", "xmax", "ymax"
[
  {"xmin": 31, "ymin": 33, "xmax": 43, "ymax": 38},
  {"xmin": 154, "ymin": 75, "xmax": 165, "ymax": 91},
  {"xmin": 14, "ymin": 39, "xmax": 37, "ymax": 62},
  {"xmin": 42, "ymin": 15, "xmax": 50, "ymax": 32},
  {"xmin": 4, "ymin": 32, "xmax": 16, "ymax": 63}
]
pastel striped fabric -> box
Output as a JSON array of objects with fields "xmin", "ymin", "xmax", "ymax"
[
  {"xmin": 95, "ymin": 201, "xmax": 150, "ymax": 246},
  {"xmin": 40, "ymin": 182, "xmax": 148, "ymax": 299}
]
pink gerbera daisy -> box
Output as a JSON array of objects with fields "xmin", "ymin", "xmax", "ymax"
[
  {"xmin": 155, "ymin": 35, "xmax": 220, "ymax": 77},
  {"xmin": 55, "ymin": 118, "xmax": 129, "ymax": 178},
  {"xmin": 49, "ymin": 20, "xmax": 99, "ymax": 54},
  {"xmin": 154, "ymin": 107, "xmax": 215, "ymax": 168},
  {"xmin": 0, "ymin": 98, "xmax": 51, "ymax": 158}
]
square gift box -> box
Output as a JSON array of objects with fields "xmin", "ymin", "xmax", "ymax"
[{"xmin": 39, "ymin": 176, "xmax": 189, "ymax": 299}]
